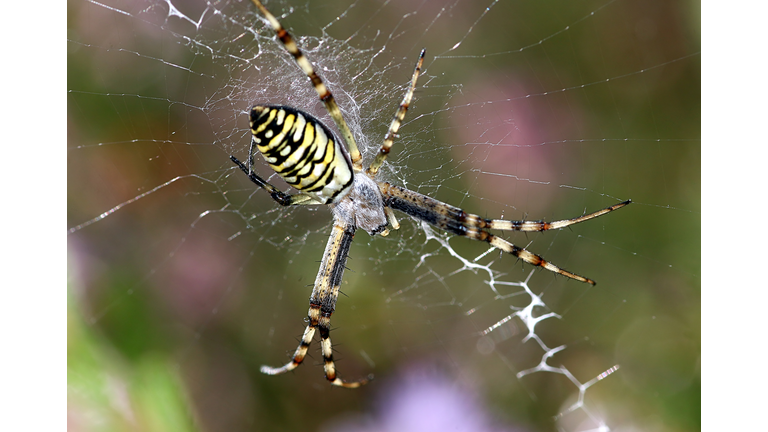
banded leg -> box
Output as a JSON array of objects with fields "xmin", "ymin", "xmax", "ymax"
[
  {"xmin": 379, "ymin": 182, "xmax": 631, "ymax": 285},
  {"xmin": 250, "ymin": 0, "xmax": 363, "ymax": 172},
  {"xmin": 366, "ymin": 49, "xmax": 426, "ymax": 177},
  {"xmin": 260, "ymin": 221, "xmax": 372, "ymax": 388},
  {"xmin": 481, "ymin": 230, "xmax": 597, "ymax": 285},
  {"xmin": 260, "ymin": 319, "xmax": 316, "ymax": 375},
  {"xmin": 467, "ymin": 201, "xmax": 631, "ymax": 232}
]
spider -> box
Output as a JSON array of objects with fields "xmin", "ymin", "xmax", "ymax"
[{"xmin": 231, "ymin": 0, "xmax": 631, "ymax": 388}]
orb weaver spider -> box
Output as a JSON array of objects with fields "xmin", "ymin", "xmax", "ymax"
[{"xmin": 231, "ymin": 0, "xmax": 631, "ymax": 388}]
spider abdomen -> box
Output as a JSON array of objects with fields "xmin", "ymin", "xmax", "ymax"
[{"xmin": 250, "ymin": 105, "xmax": 354, "ymax": 204}]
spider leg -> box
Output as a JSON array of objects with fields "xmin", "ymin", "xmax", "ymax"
[
  {"xmin": 260, "ymin": 322, "xmax": 316, "ymax": 375},
  {"xmin": 230, "ymin": 155, "xmax": 320, "ymax": 206},
  {"xmin": 482, "ymin": 232, "xmax": 596, "ymax": 285},
  {"xmin": 250, "ymin": 0, "xmax": 363, "ymax": 172},
  {"xmin": 379, "ymin": 182, "xmax": 630, "ymax": 285},
  {"xmin": 366, "ymin": 49, "xmax": 425, "ymax": 177},
  {"xmin": 484, "ymin": 200, "xmax": 631, "ymax": 231},
  {"xmin": 385, "ymin": 207, "xmax": 401, "ymax": 230},
  {"xmin": 260, "ymin": 221, "xmax": 372, "ymax": 388}
]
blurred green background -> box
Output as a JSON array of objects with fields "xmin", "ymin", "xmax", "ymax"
[{"xmin": 68, "ymin": 0, "xmax": 700, "ymax": 431}]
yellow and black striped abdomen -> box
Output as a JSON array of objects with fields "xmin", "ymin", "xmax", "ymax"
[{"xmin": 250, "ymin": 105, "xmax": 354, "ymax": 204}]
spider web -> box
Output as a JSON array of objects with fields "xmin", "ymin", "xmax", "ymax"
[{"xmin": 67, "ymin": 0, "xmax": 700, "ymax": 431}]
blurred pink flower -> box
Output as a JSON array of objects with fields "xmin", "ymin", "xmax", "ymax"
[{"xmin": 324, "ymin": 366, "xmax": 528, "ymax": 432}]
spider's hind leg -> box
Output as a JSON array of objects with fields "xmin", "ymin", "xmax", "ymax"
[
  {"xmin": 229, "ymin": 155, "xmax": 319, "ymax": 206},
  {"xmin": 366, "ymin": 49, "xmax": 425, "ymax": 177},
  {"xmin": 250, "ymin": 0, "xmax": 363, "ymax": 171}
]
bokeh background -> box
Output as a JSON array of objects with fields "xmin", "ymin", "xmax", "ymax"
[{"xmin": 68, "ymin": 0, "xmax": 700, "ymax": 431}]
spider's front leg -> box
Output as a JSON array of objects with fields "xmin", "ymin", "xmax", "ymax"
[
  {"xmin": 260, "ymin": 222, "xmax": 372, "ymax": 388},
  {"xmin": 379, "ymin": 182, "xmax": 630, "ymax": 285}
]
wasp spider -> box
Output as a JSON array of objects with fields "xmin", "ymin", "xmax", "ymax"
[{"xmin": 231, "ymin": 0, "xmax": 631, "ymax": 388}]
